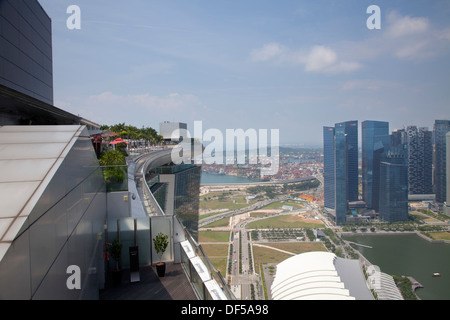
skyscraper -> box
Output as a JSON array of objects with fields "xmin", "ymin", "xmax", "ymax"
[
  {"xmin": 390, "ymin": 129, "xmax": 407, "ymax": 156},
  {"xmin": 336, "ymin": 121, "xmax": 359, "ymax": 203},
  {"xmin": 379, "ymin": 154, "xmax": 408, "ymax": 223},
  {"xmin": 323, "ymin": 120, "xmax": 358, "ymax": 225},
  {"xmin": 434, "ymin": 120, "xmax": 450, "ymax": 203},
  {"xmin": 334, "ymin": 124, "xmax": 348, "ymax": 225},
  {"xmin": 0, "ymin": 0, "xmax": 53, "ymax": 105},
  {"xmin": 406, "ymin": 126, "xmax": 433, "ymax": 195},
  {"xmin": 323, "ymin": 127, "xmax": 335, "ymax": 210},
  {"xmin": 362, "ymin": 121, "xmax": 390, "ymax": 211}
]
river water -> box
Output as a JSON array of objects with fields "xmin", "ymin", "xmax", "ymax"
[{"xmin": 342, "ymin": 233, "xmax": 450, "ymax": 300}]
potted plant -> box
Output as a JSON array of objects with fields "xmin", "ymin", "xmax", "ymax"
[
  {"xmin": 153, "ymin": 232, "xmax": 169, "ymax": 277},
  {"xmin": 108, "ymin": 239, "xmax": 123, "ymax": 285}
]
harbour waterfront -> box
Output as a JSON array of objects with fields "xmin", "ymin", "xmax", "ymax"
[
  {"xmin": 201, "ymin": 172, "xmax": 260, "ymax": 185},
  {"xmin": 342, "ymin": 233, "xmax": 450, "ymax": 300}
]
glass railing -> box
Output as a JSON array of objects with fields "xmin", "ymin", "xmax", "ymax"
[
  {"xmin": 179, "ymin": 229, "xmax": 236, "ymax": 300},
  {"xmin": 101, "ymin": 165, "xmax": 128, "ymax": 192}
]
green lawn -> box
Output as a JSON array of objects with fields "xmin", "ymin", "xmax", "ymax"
[
  {"xmin": 246, "ymin": 214, "xmax": 324, "ymax": 229},
  {"xmin": 202, "ymin": 217, "xmax": 231, "ymax": 228},
  {"xmin": 427, "ymin": 231, "xmax": 450, "ymax": 241},
  {"xmin": 200, "ymin": 243, "xmax": 229, "ymax": 276},
  {"xmin": 200, "ymin": 196, "xmax": 254, "ymax": 211},
  {"xmin": 253, "ymin": 242, "xmax": 326, "ymax": 272},
  {"xmin": 260, "ymin": 200, "xmax": 304, "ymax": 210},
  {"xmin": 199, "ymin": 231, "xmax": 231, "ymax": 242}
]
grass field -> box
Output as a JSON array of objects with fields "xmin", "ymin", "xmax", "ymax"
[
  {"xmin": 200, "ymin": 196, "xmax": 255, "ymax": 211},
  {"xmin": 260, "ymin": 200, "xmax": 304, "ymax": 210},
  {"xmin": 246, "ymin": 214, "xmax": 324, "ymax": 229},
  {"xmin": 427, "ymin": 231, "xmax": 450, "ymax": 241},
  {"xmin": 252, "ymin": 242, "xmax": 326, "ymax": 271},
  {"xmin": 200, "ymin": 243, "xmax": 229, "ymax": 276},
  {"xmin": 409, "ymin": 211, "xmax": 442, "ymax": 223},
  {"xmin": 199, "ymin": 230, "xmax": 231, "ymax": 242},
  {"xmin": 202, "ymin": 217, "xmax": 230, "ymax": 228},
  {"xmin": 199, "ymin": 230, "xmax": 231, "ymax": 276}
]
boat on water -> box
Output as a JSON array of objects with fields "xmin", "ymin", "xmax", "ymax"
[{"xmin": 433, "ymin": 273, "xmax": 441, "ymax": 277}]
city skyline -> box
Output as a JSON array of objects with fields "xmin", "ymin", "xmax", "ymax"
[{"xmin": 38, "ymin": 0, "xmax": 450, "ymax": 145}]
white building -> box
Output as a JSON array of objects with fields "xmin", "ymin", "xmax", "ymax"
[
  {"xmin": 159, "ymin": 121, "xmax": 187, "ymax": 143},
  {"xmin": 271, "ymin": 251, "xmax": 402, "ymax": 300}
]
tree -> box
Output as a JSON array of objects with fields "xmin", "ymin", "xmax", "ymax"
[
  {"xmin": 108, "ymin": 239, "xmax": 122, "ymax": 270},
  {"xmin": 99, "ymin": 150, "xmax": 127, "ymax": 189},
  {"xmin": 153, "ymin": 232, "xmax": 169, "ymax": 262}
]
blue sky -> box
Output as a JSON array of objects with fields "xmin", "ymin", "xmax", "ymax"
[{"xmin": 39, "ymin": 0, "xmax": 450, "ymax": 145}]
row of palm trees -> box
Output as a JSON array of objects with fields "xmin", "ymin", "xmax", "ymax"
[{"xmin": 100, "ymin": 123, "xmax": 164, "ymax": 145}]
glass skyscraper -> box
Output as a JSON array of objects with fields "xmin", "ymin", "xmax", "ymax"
[
  {"xmin": 434, "ymin": 120, "xmax": 450, "ymax": 203},
  {"xmin": 323, "ymin": 120, "xmax": 358, "ymax": 225},
  {"xmin": 406, "ymin": 126, "xmax": 433, "ymax": 195},
  {"xmin": 340, "ymin": 121, "xmax": 359, "ymax": 203},
  {"xmin": 323, "ymin": 127, "xmax": 335, "ymax": 210},
  {"xmin": 362, "ymin": 121, "xmax": 390, "ymax": 211},
  {"xmin": 379, "ymin": 155, "xmax": 408, "ymax": 223},
  {"xmin": 334, "ymin": 124, "xmax": 348, "ymax": 225}
]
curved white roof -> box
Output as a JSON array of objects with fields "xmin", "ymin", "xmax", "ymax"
[
  {"xmin": 368, "ymin": 271, "xmax": 403, "ymax": 300},
  {"xmin": 271, "ymin": 252, "xmax": 362, "ymax": 300}
]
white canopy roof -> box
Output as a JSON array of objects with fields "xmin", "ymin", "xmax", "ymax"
[{"xmin": 271, "ymin": 251, "xmax": 356, "ymax": 300}]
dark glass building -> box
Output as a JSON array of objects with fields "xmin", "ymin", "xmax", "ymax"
[
  {"xmin": 406, "ymin": 126, "xmax": 433, "ymax": 195},
  {"xmin": 323, "ymin": 127, "xmax": 335, "ymax": 210},
  {"xmin": 390, "ymin": 129, "xmax": 407, "ymax": 155},
  {"xmin": 379, "ymin": 154, "xmax": 408, "ymax": 223},
  {"xmin": 334, "ymin": 125, "xmax": 348, "ymax": 225},
  {"xmin": 0, "ymin": 0, "xmax": 53, "ymax": 105},
  {"xmin": 362, "ymin": 121, "xmax": 390, "ymax": 211},
  {"xmin": 337, "ymin": 121, "xmax": 359, "ymax": 203},
  {"xmin": 323, "ymin": 120, "xmax": 358, "ymax": 225},
  {"xmin": 434, "ymin": 120, "xmax": 450, "ymax": 203}
]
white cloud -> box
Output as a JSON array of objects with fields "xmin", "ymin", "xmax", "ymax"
[
  {"xmin": 250, "ymin": 43, "xmax": 286, "ymax": 62},
  {"xmin": 250, "ymin": 12, "xmax": 450, "ymax": 70},
  {"xmin": 56, "ymin": 92, "xmax": 208, "ymax": 127},
  {"xmin": 438, "ymin": 27, "xmax": 450, "ymax": 41},
  {"xmin": 341, "ymin": 79, "xmax": 402, "ymax": 92},
  {"xmin": 394, "ymin": 40, "xmax": 429, "ymax": 59},
  {"xmin": 88, "ymin": 92, "xmax": 205, "ymax": 113},
  {"xmin": 386, "ymin": 12, "xmax": 430, "ymax": 38},
  {"xmin": 250, "ymin": 44, "xmax": 362, "ymax": 74},
  {"xmin": 304, "ymin": 46, "xmax": 337, "ymax": 72},
  {"xmin": 328, "ymin": 11, "xmax": 450, "ymax": 63}
]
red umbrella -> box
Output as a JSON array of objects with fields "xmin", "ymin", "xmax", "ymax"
[
  {"xmin": 101, "ymin": 131, "xmax": 118, "ymax": 138},
  {"xmin": 109, "ymin": 138, "xmax": 129, "ymax": 145}
]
